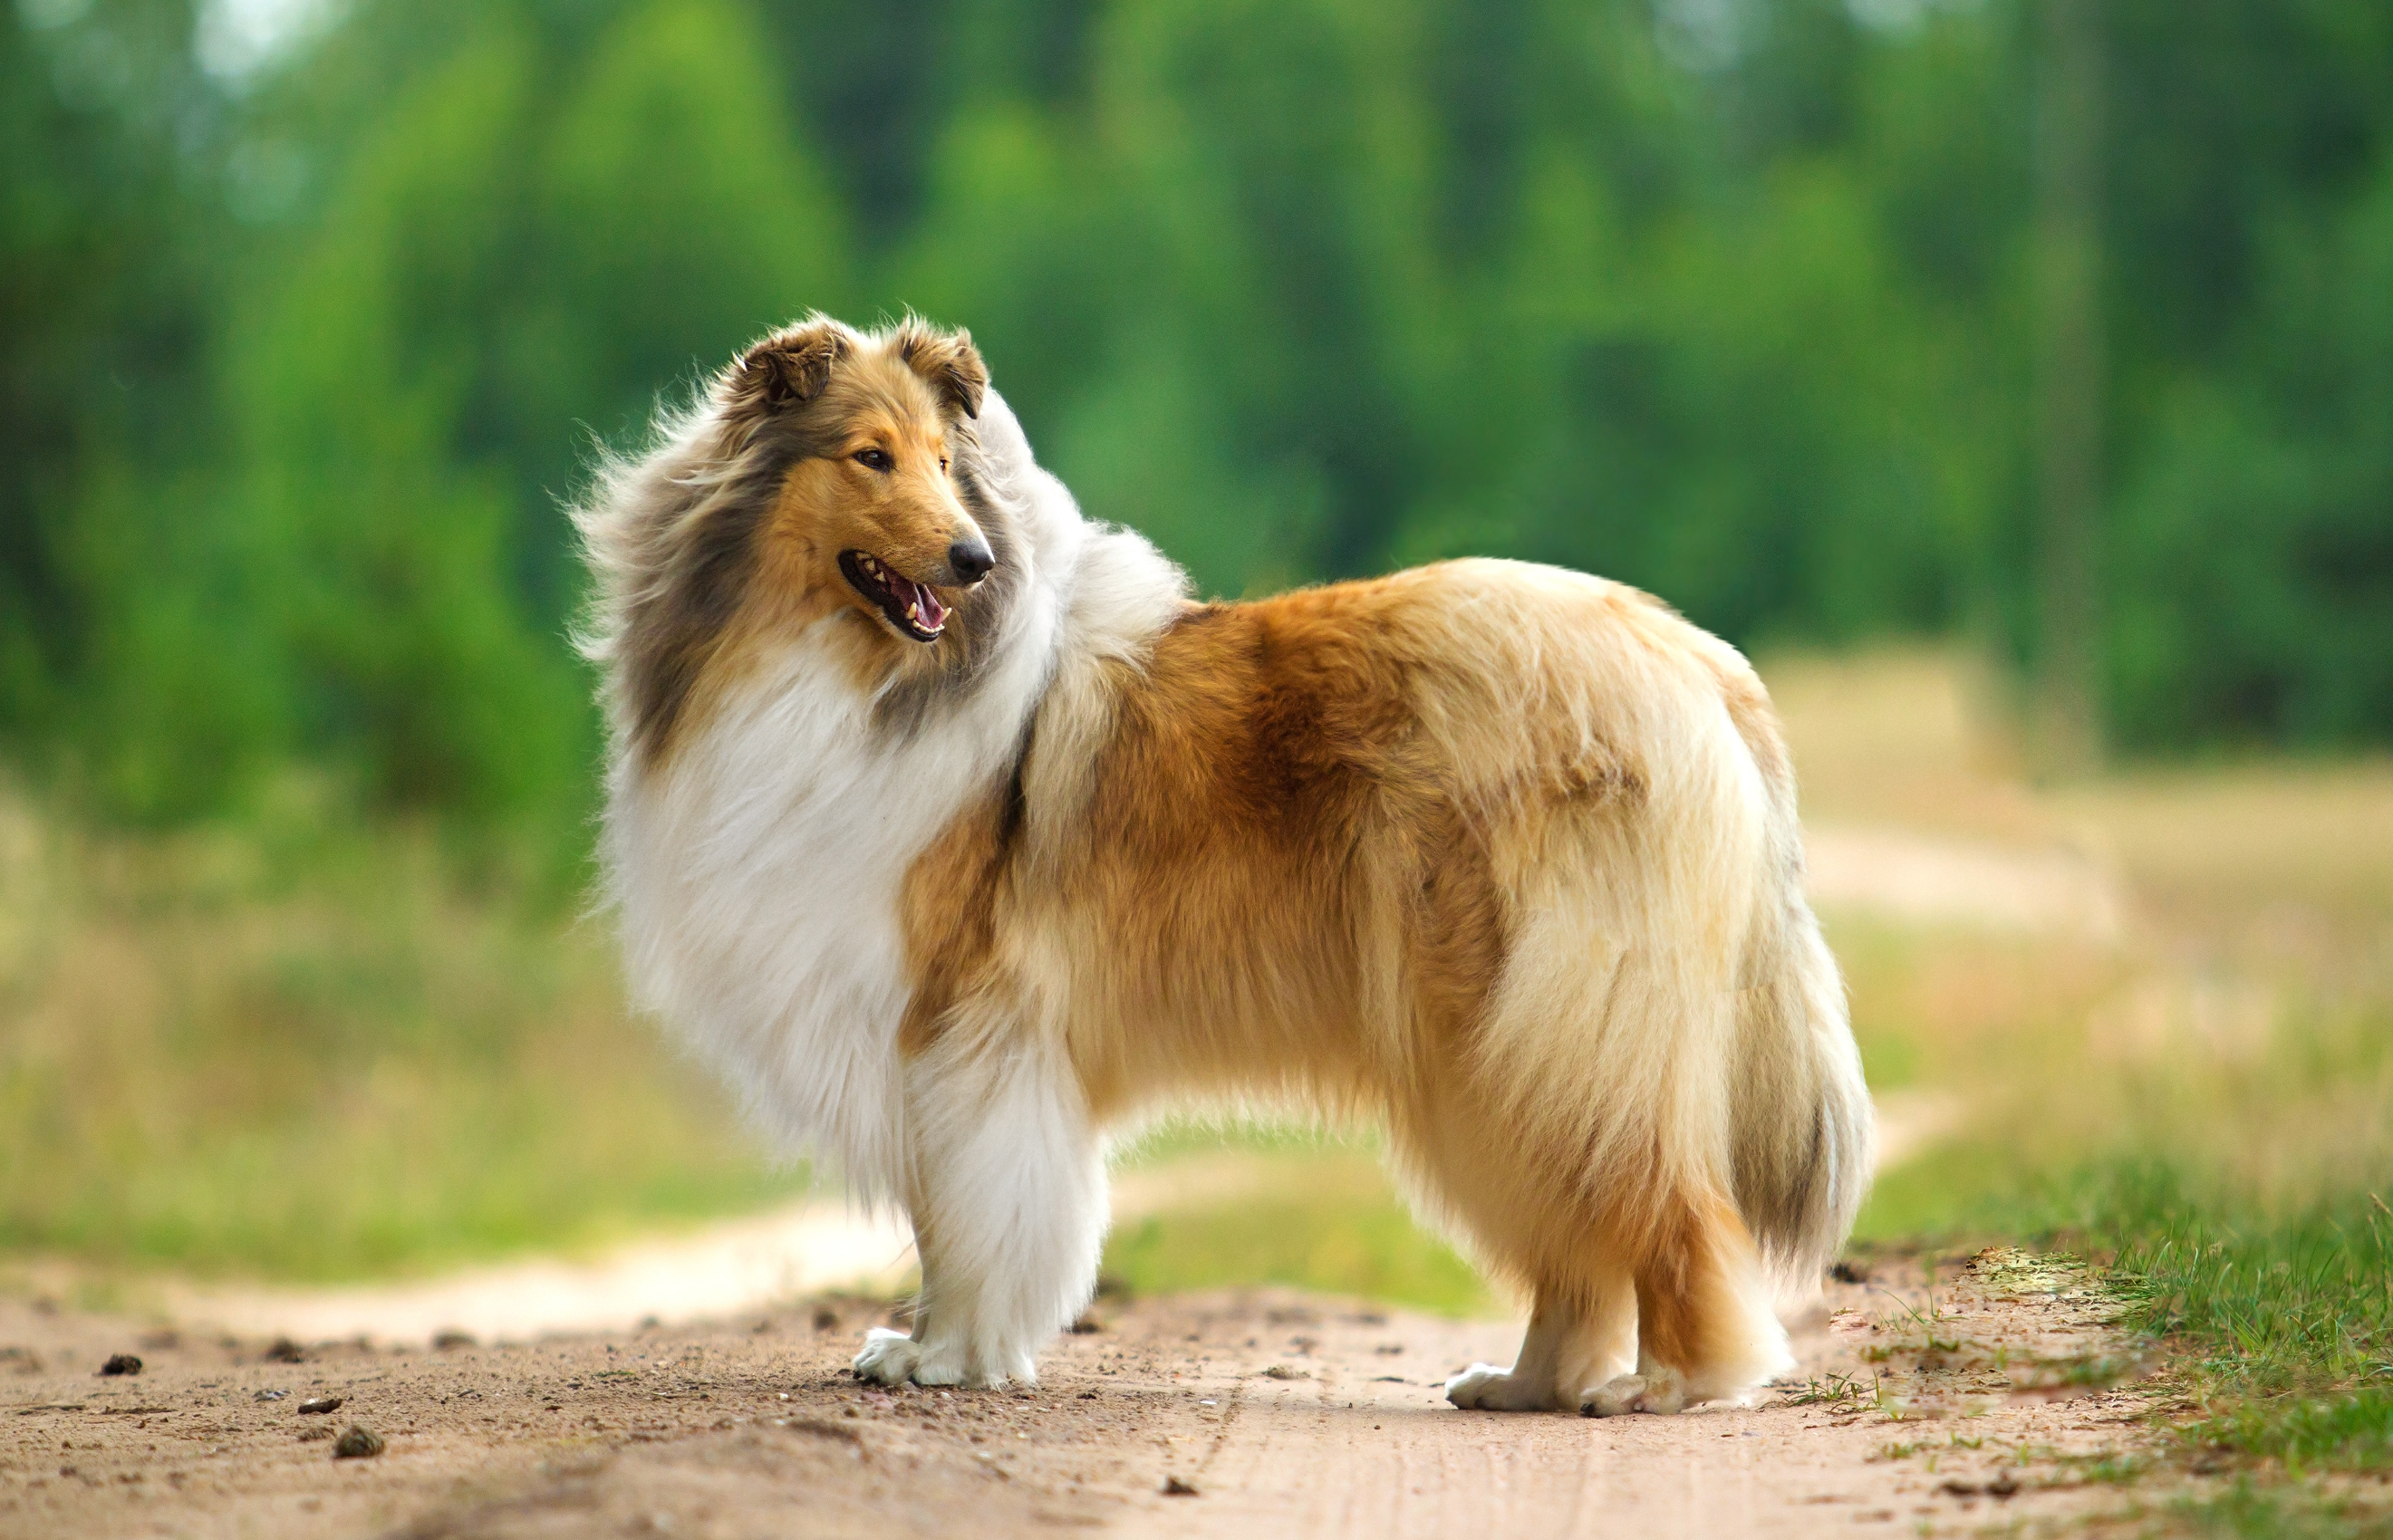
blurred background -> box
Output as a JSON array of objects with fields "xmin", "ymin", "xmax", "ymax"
[{"xmin": 1, "ymin": 0, "xmax": 2388, "ymax": 1385}]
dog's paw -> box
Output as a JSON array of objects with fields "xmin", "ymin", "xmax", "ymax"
[
  {"xmin": 1580, "ymin": 1368, "xmax": 1688, "ymax": 1417},
  {"xmin": 853, "ymin": 1327, "xmax": 921, "ymax": 1386},
  {"xmin": 909, "ymin": 1341, "xmax": 970, "ymax": 1388},
  {"xmin": 1445, "ymin": 1362, "xmax": 1559, "ymax": 1411}
]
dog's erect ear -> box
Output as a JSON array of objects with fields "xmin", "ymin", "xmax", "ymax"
[
  {"xmin": 894, "ymin": 322, "xmax": 987, "ymax": 420},
  {"xmin": 731, "ymin": 317, "xmax": 853, "ymax": 414}
]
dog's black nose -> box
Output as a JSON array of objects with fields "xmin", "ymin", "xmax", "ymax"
[{"xmin": 948, "ymin": 537, "xmax": 995, "ymax": 586}]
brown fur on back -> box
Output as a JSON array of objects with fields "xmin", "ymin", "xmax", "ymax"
[{"xmin": 900, "ymin": 567, "xmax": 1689, "ymax": 1246}]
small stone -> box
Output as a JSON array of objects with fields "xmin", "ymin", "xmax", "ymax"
[
  {"xmin": 264, "ymin": 1338, "xmax": 306, "ymax": 1363},
  {"xmin": 1162, "ymin": 1475, "xmax": 1199, "ymax": 1497},
  {"xmin": 430, "ymin": 1330, "xmax": 476, "ymax": 1351},
  {"xmin": 298, "ymin": 1397, "xmax": 343, "ymax": 1415},
  {"xmin": 333, "ymin": 1425, "xmax": 385, "ymax": 1459},
  {"xmin": 254, "ymin": 1390, "xmax": 287, "ymax": 1402},
  {"xmin": 813, "ymin": 1307, "xmax": 839, "ymax": 1333},
  {"xmin": 1987, "ymin": 1472, "xmax": 2019, "ymax": 1498},
  {"xmin": 98, "ymin": 1354, "xmax": 142, "ymax": 1377},
  {"xmin": 1067, "ymin": 1314, "xmax": 1104, "ymax": 1334},
  {"xmin": 1260, "ymin": 1364, "xmax": 1308, "ymax": 1381}
]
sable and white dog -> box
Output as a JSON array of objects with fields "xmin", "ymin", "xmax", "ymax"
[{"xmin": 578, "ymin": 315, "xmax": 1872, "ymax": 1416}]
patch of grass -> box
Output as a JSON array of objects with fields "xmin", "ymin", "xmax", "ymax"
[
  {"xmin": 1871, "ymin": 1165, "xmax": 2393, "ymax": 1532},
  {"xmin": 2131, "ymin": 1202, "xmax": 2391, "ymax": 1399},
  {"xmin": 2110, "ymin": 1182, "xmax": 2393, "ymax": 1472},
  {"xmin": 1778, "ymin": 1368, "xmax": 1878, "ymax": 1408},
  {"xmin": 2146, "ymin": 1480, "xmax": 2393, "ymax": 1539},
  {"xmin": 2195, "ymin": 1392, "xmax": 2393, "ymax": 1473}
]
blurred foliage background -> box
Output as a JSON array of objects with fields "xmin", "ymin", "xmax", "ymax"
[
  {"xmin": 7, "ymin": 0, "xmax": 2393, "ymax": 857},
  {"xmin": 5, "ymin": 0, "xmax": 2393, "ymax": 1324}
]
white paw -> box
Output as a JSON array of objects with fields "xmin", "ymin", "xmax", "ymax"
[
  {"xmin": 1444, "ymin": 1362, "xmax": 1559, "ymax": 1411},
  {"xmin": 910, "ymin": 1341, "xmax": 970, "ymax": 1387},
  {"xmin": 1581, "ymin": 1368, "xmax": 1688, "ymax": 1417},
  {"xmin": 853, "ymin": 1327, "xmax": 921, "ymax": 1386}
]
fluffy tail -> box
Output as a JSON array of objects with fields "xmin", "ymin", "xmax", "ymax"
[{"xmin": 1726, "ymin": 709, "xmax": 1875, "ymax": 1290}]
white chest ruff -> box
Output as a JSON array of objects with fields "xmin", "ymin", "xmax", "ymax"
[
  {"xmin": 603, "ymin": 621, "xmax": 1046, "ymax": 1200},
  {"xmin": 594, "ymin": 386, "xmax": 1189, "ymax": 1204}
]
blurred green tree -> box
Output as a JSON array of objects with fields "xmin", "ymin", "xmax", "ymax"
[{"xmin": 5, "ymin": 0, "xmax": 2391, "ymax": 841}]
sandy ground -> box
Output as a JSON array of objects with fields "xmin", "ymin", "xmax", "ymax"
[
  {"xmin": 0, "ymin": 1249, "xmax": 2174, "ymax": 1539},
  {"xmin": 1803, "ymin": 825, "xmax": 2123, "ymax": 941}
]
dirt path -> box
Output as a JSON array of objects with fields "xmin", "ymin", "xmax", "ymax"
[
  {"xmin": 1801, "ymin": 825, "xmax": 2125, "ymax": 941},
  {"xmin": 0, "ymin": 1251, "xmax": 2166, "ymax": 1539}
]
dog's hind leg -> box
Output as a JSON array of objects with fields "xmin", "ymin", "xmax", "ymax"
[
  {"xmin": 853, "ymin": 1017, "xmax": 1106, "ymax": 1389},
  {"xmin": 1581, "ymin": 1189, "xmax": 1790, "ymax": 1415}
]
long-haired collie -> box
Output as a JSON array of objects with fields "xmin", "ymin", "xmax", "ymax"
[{"xmin": 578, "ymin": 315, "xmax": 1872, "ymax": 1416}]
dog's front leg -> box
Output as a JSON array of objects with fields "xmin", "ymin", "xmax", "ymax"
[
  {"xmin": 1447, "ymin": 1262, "xmax": 1636, "ymax": 1411},
  {"xmin": 854, "ymin": 1022, "xmax": 1106, "ymax": 1389}
]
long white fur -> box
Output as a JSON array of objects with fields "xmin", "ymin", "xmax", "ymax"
[{"xmin": 602, "ymin": 393, "xmax": 1182, "ymax": 1379}]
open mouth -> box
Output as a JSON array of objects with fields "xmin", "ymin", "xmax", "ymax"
[{"xmin": 838, "ymin": 550, "xmax": 950, "ymax": 642}]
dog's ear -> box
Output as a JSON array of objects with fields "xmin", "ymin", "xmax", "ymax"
[
  {"xmin": 894, "ymin": 322, "xmax": 987, "ymax": 420},
  {"xmin": 730, "ymin": 317, "xmax": 853, "ymax": 414}
]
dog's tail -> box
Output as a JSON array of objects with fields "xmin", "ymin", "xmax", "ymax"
[{"xmin": 1723, "ymin": 693, "xmax": 1875, "ymax": 1293}]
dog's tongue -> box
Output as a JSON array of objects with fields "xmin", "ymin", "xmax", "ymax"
[{"xmin": 900, "ymin": 574, "xmax": 948, "ymax": 631}]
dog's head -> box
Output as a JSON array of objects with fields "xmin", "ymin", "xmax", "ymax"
[
  {"xmin": 586, "ymin": 314, "xmax": 1021, "ymax": 764},
  {"xmin": 730, "ymin": 315, "xmax": 994, "ymax": 646}
]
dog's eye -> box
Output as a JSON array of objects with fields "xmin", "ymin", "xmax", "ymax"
[
  {"xmin": 938, "ymin": 457, "xmax": 950, "ymax": 474},
  {"xmin": 853, "ymin": 448, "xmax": 893, "ymax": 473}
]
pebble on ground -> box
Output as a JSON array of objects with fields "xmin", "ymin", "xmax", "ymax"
[{"xmin": 333, "ymin": 1425, "xmax": 385, "ymax": 1459}]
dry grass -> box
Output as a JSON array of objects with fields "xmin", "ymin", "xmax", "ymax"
[
  {"xmin": 1793, "ymin": 649, "xmax": 2393, "ymax": 1221},
  {"xmin": 0, "ymin": 777, "xmax": 803, "ymax": 1285}
]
